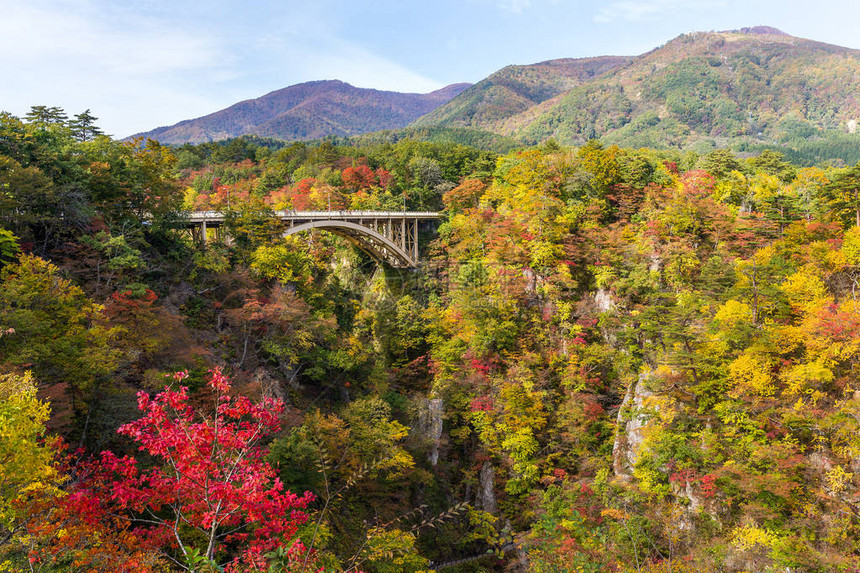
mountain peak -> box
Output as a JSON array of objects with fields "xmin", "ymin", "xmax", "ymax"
[
  {"xmin": 135, "ymin": 81, "xmax": 470, "ymax": 144},
  {"xmin": 728, "ymin": 26, "xmax": 790, "ymax": 36}
]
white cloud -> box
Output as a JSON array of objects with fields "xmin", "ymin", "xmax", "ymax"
[
  {"xmin": 0, "ymin": 2, "xmax": 222, "ymax": 74},
  {"xmin": 289, "ymin": 38, "xmax": 444, "ymax": 94},
  {"xmin": 499, "ymin": 0, "xmax": 532, "ymax": 13},
  {"xmin": 0, "ymin": 1, "xmax": 228, "ymax": 135},
  {"xmin": 471, "ymin": 0, "xmax": 562, "ymax": 15},
  {"xmin": 594, "ymin": 0, "xmax": 726, "ymax": 23}
]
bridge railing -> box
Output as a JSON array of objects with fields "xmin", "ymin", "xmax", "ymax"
[{"xmin": 185, "ymin": 210, "xmax": 441, "ymax": 224}]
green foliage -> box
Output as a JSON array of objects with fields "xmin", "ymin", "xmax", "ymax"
[
  {"xmin": 251, "ymin": 237, "xmax": 318, "ymax": 299},
  {"xmin": 0, "ymin": 228, "xmax": 20, "ymax": 267},
  {"xmin": 358, "ymin": 527, "xmax": 429, "ymax": 573},
  {"xmin": 0, "ymin": 255, "xmax": 118, "ymax": 393}
]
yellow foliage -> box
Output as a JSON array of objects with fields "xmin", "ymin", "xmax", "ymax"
[
  {"xmin": 825, "ymin": 465, "xmax": 853, "ymax": 494},
  {"xmin": 781, "ymin": 269, "xmax": 829, "ymax": 314},
  {"xmin": 529, "ymin": 240, "xmax": 563, "ymax": 269},
  {"xmin": 182, "ymin": 186, "xmax": 198, "ymax": 210},
  {"xmin": 0, "ymin": 372, "xmax": 61, "ymax": 532},
  {"xmin": 842, "ymin": 226, "xmax": 860, "ymax": 266},
  {"xmin": 769, "ymin": 323, "xmax": 804, "ymax": 355},
  {"xmin": 749, "ymin": 172, "xmax": 782, "ymax": 204},
  {"xmin": 360, "ymin": 527, "xmax": 430, "ymax": 573},
  {"xmin": 728, "ymin": 352, "xmax": 777, "ymax": 397},
  {"xmin": 780, "ymin": 358, "xmax": 834, "ymax": 396},
  {"xmin": 600, "ymin": 508, "xmax": 630, "ymax": 520},
  {"xmin": 729, "ymin": 524, "xmax": 780, "ymax": 551},
  {"xmin": 714, "ymin": 299, "xmax": 753, "ymax": 327}
]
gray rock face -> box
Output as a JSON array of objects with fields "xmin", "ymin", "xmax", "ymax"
[
  {"xmin": 416, "ymin": 398, "xmax": 444, "ymax": 466},
  {"xmin": 612, "ymin": 370, "xmax": 657, "ymax": 480},
  {"xmin": 594, "ymin": 288, "xmax": 615, "ymax": 312},
  {"xmin": 478, "ymin": 462, "xmax": 497, "ymax": 514},
  {"xmin": 254, "ymin": 367, "xmax": 286, "ymax": 402}
]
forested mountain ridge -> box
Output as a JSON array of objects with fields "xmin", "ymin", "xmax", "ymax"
[
  {"xmin": 491, "ymin": 27, "xmax": 860, "ymax": 157},
  {"xmin": 134, "ymin": 80, "xmax": 471, "ymax": 144},
  {"xmin": 6, "ymin": 104, "xmax": 860, "ymax": 570},
  {"xmin": 411, "ymin": 56, "xmax": 633, "ymax": 131}
]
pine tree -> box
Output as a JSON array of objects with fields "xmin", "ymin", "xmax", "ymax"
[
  {"xmin": 69, "ymin": 109, "xmax": 104, "ymax": 141},
  {"xmin": 24, "ymin": 105, "xmax": 68, "ymax": 126}
]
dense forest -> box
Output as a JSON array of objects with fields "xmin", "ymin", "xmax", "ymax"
[{"xmin": 3, "ymin": 107, "xmax": 860, "ymax": 572}]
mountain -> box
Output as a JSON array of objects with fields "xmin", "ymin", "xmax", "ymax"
[
  {"xmin": 140, "ymin": 27, "xmax": 860, "ymax": 163},
  {"xmin": 134, "ymin": 81, "xmax": 471, "ymax": 144},
  {"xmin": 516, "ymin": 27, "xmax": 860, "ymax": 147},
  {"xmin": 415, "ymin": 27, "xmax": 860, "ymax": 162},
  {"xmin": 411, "ymin": 56, "xmax": 632, "ymax": 131}
]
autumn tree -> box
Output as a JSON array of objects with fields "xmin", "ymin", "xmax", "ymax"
[
  {"xmin": 341, "ymin": 164, "xmax": 376, "ymax": 191},
  {"xmin": 0, "ymin": 372, "xmax": 60, "ymax": 541},
  {"xmin": 91, "ymin": 369, "xmax": 316, "ymax": 570},
  {"xmin": 0, "ymin": 254, "xmax": 119, "ymax": 429},
  {"xmin": 824, "ymin": 162, "xmax": 860, "ymax": 227}
]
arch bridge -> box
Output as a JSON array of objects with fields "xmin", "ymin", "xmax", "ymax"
[{"xmin": 187, "ymin": 210, "xmax": 441, "ymax": 268}]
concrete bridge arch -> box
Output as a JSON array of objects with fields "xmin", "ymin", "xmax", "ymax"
[
  {"xmin": 284, "ymin": 219, "xmax": 417, "ymax": 268},
  {"xmin": 187, "ymin": 210, "xmax": 440, "ymax": 268}
]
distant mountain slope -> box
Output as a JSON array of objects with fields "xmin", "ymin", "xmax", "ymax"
[
  {"xmin": 411, "ymin": 56, "xmax": 632, "ymax": 131},
  {"xmin": 135, "ymin": 81, "xmax": 471, "ymax": 144},
  {"xmin": 138, "ymin": 26, "xmax": 860, "ymax": 163},
  {"xmin": 505, "ymin": 27, "xmax": 860, "ymax": 151}
]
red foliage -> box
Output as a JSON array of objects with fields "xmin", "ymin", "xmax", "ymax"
[
  {"xmin": 16, "ymin": 446, "xmax": 163, "ymax": 571},
  {"xmin": 78, "ymin": 369, "xmax": 315, "ymax": 570},
  {"xmin": 443, "ymin": 178, "xmax": 486, "ymax": 210},
  {"xmin": 469, "ymin": 357, "xmax": 492, "ymax": 377},
  {"xmin": 342, "ymin": 164, "xmax": 376, "ymax": 191},
  {"xmin": 814, "ymin": 303, "xmax": 860, "ymax": 342},
  {"xmin": 669, "ymin": 468, "xmax": 718, "ymax": 498},
  {"xmin": 669, "ymin": 468, "xmax": 697, "ymax": 486},
  {"xmin": 376, "ymin": 167, "xmax": 393, "ymax": 189},
  {"xmin": 293, "ymin": 177, "xmax": 316, "ymax": 195},
  {"xmin": 108, "ymin": 288, "xmax": 157, "ymax": 309},
  {"xmin": 679, "ymin": 169, "xmax": 716, "ymax": 198},
  {"xmin": 700, "ymin": 474, "xmax": 717, "ymax": 498},
  {"xmin": 582, "ymin": 399, "xmax": 605, "ymax": 422}
]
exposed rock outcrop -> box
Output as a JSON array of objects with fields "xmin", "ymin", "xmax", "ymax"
[
  {"xmin": 612, "ymin": 370, "xmax": 657, "ymax": 481},
  {"xmin": 416, "ymin": 398, "xmax": 445, "ymax": 466},
  {"xmin": 478, "ymin": 462, "xmax": 497, "ymax": 514}
]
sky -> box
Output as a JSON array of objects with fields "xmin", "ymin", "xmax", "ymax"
[{"xmin": 3, "ymin": 0, "xmax": 860, "ymax": 138}]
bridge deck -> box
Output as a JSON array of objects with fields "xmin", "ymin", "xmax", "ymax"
[{"xmin": 186, "ymin": 210, "xmax": 441, "ymax": 224}]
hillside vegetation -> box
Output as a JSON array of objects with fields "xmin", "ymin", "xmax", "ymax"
[
  {"xmin": 418, "ymin": 27, "xmax": 860, "ymax": 165},
  {"xmin": 412, "ymin": 56, "xmax": 632, "ymax": 131},
  {"xmin": 3, "ymin": 108, "xmax": 860, "ymax": 571}
]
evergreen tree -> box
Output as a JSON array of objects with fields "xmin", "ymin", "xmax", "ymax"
[
  {"xmin": 824, "ymin": 162, "xmax": 860, "ymax": 227},
  {"xmin": 69, "ymin": 109, "xmax": 103, "ymax": 141},
  {"xmin": 24, "ymin": 105, "xmax": 68, "ymax": 126}
]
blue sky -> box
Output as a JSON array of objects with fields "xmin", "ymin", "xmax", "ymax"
[{"xmin": 3, "ymin": 0, "xmax": 860, "ymax": 137}]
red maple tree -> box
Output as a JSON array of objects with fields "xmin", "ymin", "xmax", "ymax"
[{"xmin": 91, "ymin": 369, "xmax": 315, "ymax": 571}]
